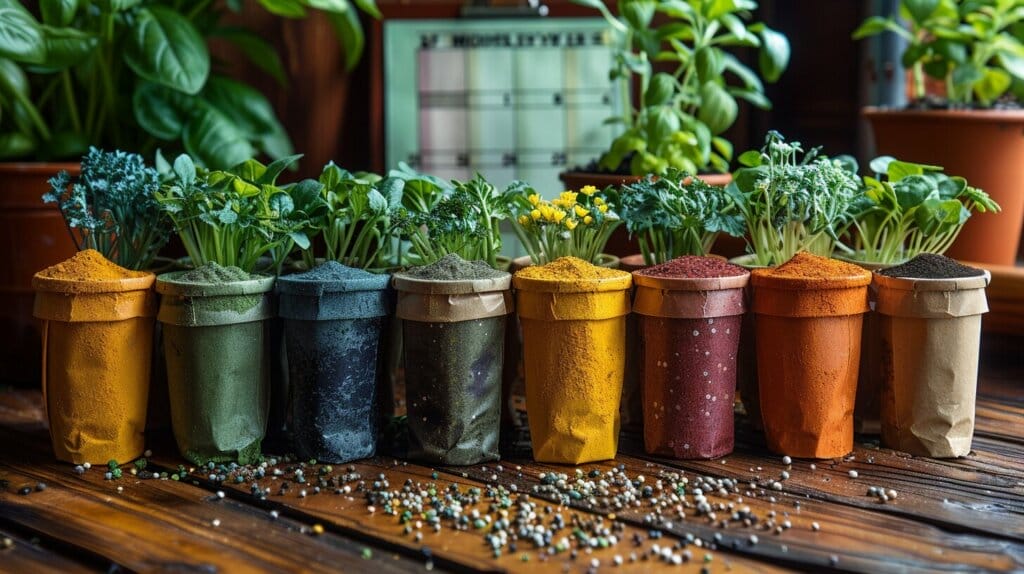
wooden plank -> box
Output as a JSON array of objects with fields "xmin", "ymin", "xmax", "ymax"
[
  {"xmin": 0, "ymin": 527, "xmax": 98, "ymax": 573},
  {"xmin": 145, "ymin": 452, "xmax": 791, "ymax": 573},
  {"xmin": 0, "ymin": 429, "xmax": 421, "ymax": 574},
  {"xmin": 438, "ymin": 452, "xmax": 1024, "ymax": 574}
]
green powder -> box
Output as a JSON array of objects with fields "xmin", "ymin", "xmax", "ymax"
[
  {"xmin": 404, "ymin": 254, "xmax": 505, "ymax": 280},
  {"xmin": 176, "ymin": 262, "xmax": 253, "ymax": 284}
]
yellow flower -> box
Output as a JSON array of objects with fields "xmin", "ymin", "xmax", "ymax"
[
  {"xmin": 565, "ymin": 219, "xmax": 578, "ymax": 230},
  {"xmin": 540, "ymin": 204, "xmax": 553, "ymax": 220},
  {"xmin": 552, "ymin": 209, "xmax": 566, "ymax": 223},
  {"xmin": 518, "ymin": 215, "xmax": 530, "ymax": 225},
  {"xmin": 598, "ymin": 204, "xmax": 609, "ymax": 213},
  {"xmin": 551, "ymin": 198, "xmax": 565, "ymax": 208},
  {"xmin": 574, "ymin": 205, "xmax": 589, "ymax": 218},
  {"xmin": 530, "ymin": 209, "xmax": 541, "ymax": 220},
  {"xmin": 559, "ymin": 191, "xmax": 578, "ymax": 205},
  {"xmin": 594, "ymin": 197, "xmax": 605, "ymax": 206},
  {"xmin": 528, "ymin": 193, "xmax": 540, "ymax": 206},
  {"xmin": 580, "ymin": 185, "xmax": 598, "ymax": 196},
  {"xmin": 584, "ymin": 215, "xmax": 593, "ymax": 225}
]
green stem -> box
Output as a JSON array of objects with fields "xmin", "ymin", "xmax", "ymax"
[{"xmin": 61, "ymin": 71, "xmax": 82, "ymax": 134}]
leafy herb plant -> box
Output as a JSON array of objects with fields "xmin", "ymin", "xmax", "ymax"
[
  {"xmin": 508, "ymin": 184, "xmax": 622, "ymax": 265},
  {"xmin": 840, "ymin": 156, "xmax": 1000, "ymax": 263},
  {"xmin": 853, "ymin": 0, "xmax": 1024, "ymax": 106},
  {"xmin": 726, "ymin": 131, "xmax": 861, "ymax": 266},
  {"xmin": 0, "ymin": 0, "xmax": 379, "ymax": 166},
  {"xmin": 155, "ymin": 153, "xmax": 309, "ymax": 274},
  {"xmin": 401, "ymin": 175, "xmax": 512, "ymax": 269},
  {"xmin": 576, "ymin": 0, "xmax": 790, "ymax": 175},
  {"xmin": 44, "ymin": 147, "xmax": 170, "ymax": 270},
  {"xmin": 619, "ymin": 169, "xmax": 744, "ymax": 265}
]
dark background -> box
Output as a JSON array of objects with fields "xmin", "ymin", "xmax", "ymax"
[{"xmin": 218, "ymin": 0, "xmax": 874, "ymax": 179}]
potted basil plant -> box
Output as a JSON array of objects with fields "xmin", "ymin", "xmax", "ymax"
[
  {"xmin": 563, "ymin": 0, "xmax": 790, "ymax": 190},
  {"xmin": 854, "ymin": 0, "xmax": 1024, "ymax": 265}
]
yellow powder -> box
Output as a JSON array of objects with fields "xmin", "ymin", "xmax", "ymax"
[
  {"xmin": 37, "ymin": 249, "xmax": 149, "ymax": 281},
  {"xmin": 515, "ymin": 256, "xmax": 629, "ymax": 281}
]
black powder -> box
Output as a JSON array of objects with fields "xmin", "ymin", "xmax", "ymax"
[{"xmin": 879, "ymin": 254, "xmax": 984, "ymax": 279}]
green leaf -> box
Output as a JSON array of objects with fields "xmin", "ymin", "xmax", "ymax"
[
  {"xmin": 711, "ymin": 136, "xmax": 733, "ymax": 161},
  {"xmin": 40, "ymin": 0, "xmax": 79, "ymax": 27},
  {"xmin": 869, "ymin": 155, "xmax": 895, "ymax": 175},
  {"xmin": 738, "ymin": 149, "xmax": 762, "ymax": 167},
  {"xmin": 173, "ymin": 154, "xmax": 196, "ymax": 187},
  {"xmin": 722, "ymin": 53, "xmax": 763, "ymax": 92},
  {"xmin": 352, "ymin": 0, "xmax": 382, "ymax": 19},
  {"xmin": 0, "ymin": 4, "xmax": 45, "ymax": 64},
  {"xmin": 260, "ymin": 153, "xmax": 303, "ymax": 184},
  {"xmin": 894, "ymin": 175, "xmax": 937, "ymax": 208},
  {"xmin": 259, "ymin": 125, "xmax": 295, "ymax": 161},
  {"xmin": 647, "ymin": 105, "xmax": 681, "ymax": 146},
  {"xmin": 202, "ymin": 75, "xmax": 281, "ymax": 135},
  {"xmin": 975, "ymin": 67, "xmax": 1012, "ymax": 104},
  {"xmin": 998, "ymin": 49, "xmax": 1024, "ymax": 80},
  {"xmin": 133, "ymin": 81, "xmax": 194, "ymax": 140},
  {"xmin": 852, "ymin": 16, "xmax": 910, "ymax": 40},
  {"xmin": 0, "ymin": 131, "xmax": 34, "ymax": 158},
  {"xmin": 622, "ymin": 1, "xmax": 657, "ymax": 29},
  {"xmin": 258, "ymin": 0, "xmax": 307, "ymax": 17},
  {"xmin": 327, "ymin": 6, "xmax": 364, "ymax": 71},
  {"xmin": 696, "ymin": 47, "xmax": 724, "ymax": 84},
  {"xmin": 728, "ymin": 87, "xmax": 771, "ymax": 109},
  {"xmin": 697, "ymin": 82, "xmax": 737, "ymax": 135},
  {"xmin": 46, "ymin": 130, "xmax": 87, "ymax": 158},
  {"xmin": 288, "ymin": 230, "xmax": 310, "ymax": 249},
  {"xmin": 755, "ymin": 25, "xmax": 789, "ymax": 83},
  {"xmin": 705, "ymin": 0, "xmax": 737, "ymax": 20},
  {"xmin": 40, "ymin": 26, "xmax": 97, "ymax": 68},
  {"xmin": 98, "ymin": 0, "xmax": 142, "ymax": 10},
  {"xmin": 0, "ymin": 57, "xmax": 28, "ymax": 99},
  {"xmin": 183, "ymin": 104, "xmax": 256, "ymax": 169},
  {"xmin": 644, "ymin": 72, "xmax": 674, "ymax": 106},
  {"xmin": 214, "ymin": 28, "xmax": 288, "ymax": 86},
  {"xmin": 124, "ymin": 6, "xmax": 210, "ymax": 95},
  {"xmin": 904, "ymin": 0, "xmax": 940, "ymax": 24},
  {"xmin": 951, "ymin": 62, "xmax": 983, "ymax": 91}
]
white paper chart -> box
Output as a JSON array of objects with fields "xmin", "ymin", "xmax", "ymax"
[{"xmin": 384, "ymin": 18, "xmax": 621, "ymax": 197}]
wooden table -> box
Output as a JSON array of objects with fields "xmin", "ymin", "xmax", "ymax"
[{"xmin": 1, "ymin": 344, "xmax": 1021, "ymax": 573}]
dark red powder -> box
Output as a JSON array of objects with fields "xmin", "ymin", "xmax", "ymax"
[{"xmin": 637, "ymin": 256, "xmax": 746, "ymax": 279}]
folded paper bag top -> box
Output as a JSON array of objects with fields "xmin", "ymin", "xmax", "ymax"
[
  {"xmin": 751, "ymin": 252, "xmax": 872, "ymax": 318},
  {"xmin": 33, "ymin": 249, "xmax": 157, "ymax": 323},
  {"xmin": 155, "ymin": 265, "xmax": 276, "ymax": 327},
  {"xmin": 514, "ymin": 257, "xmax": 632, "ymax": 323},
  {"xmin": 277, "ymin": 261, "xmax": 391, "ymax": 321},
  {"xmin": 392, "ymin": 270, "xmax": 513, "ymax": 323}
]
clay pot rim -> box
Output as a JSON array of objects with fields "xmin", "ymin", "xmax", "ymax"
[
  {"xmin": 872, "ymin": 270, "xmax": 991, "ymax": 292},
  {"xmin": 277, "ymin": 272, "xmax": 390, "ymax": 296},
  {"xmin": 155, "ymin": 271, "xmax": 276, "ymax": 297},
  {"xmin": 392, "ymin": 272, "xmax": 511, "ymax": 295},
  {"xmin": 632, "ymin": 270, "xmax": 750, "ymax": 291},
  {"xmin": 513, "ymin": 270, "xmax": 632, "ymax": 294},
  {"xmin": 0, "ymin": 161, "xmax": 81, "ymax": 175},
  {"xmin": 32, "ymin": 271, "xmax": 156, "ymax": 294},
  {"xmin": 863, "ymin": 106, "xmax": 1024, "ymax": 124}
]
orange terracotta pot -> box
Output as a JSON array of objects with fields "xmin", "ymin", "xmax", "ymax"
[
  {"xmin": 728, "ymin": 255, "xmax": 770, "ymax": 431},
  {"xmin": 864, "ymin": 108, "xmax": 1024, "ymax": 265},
  {"xmin": 751, "ymin": 267, "xmax": 871, "ymax": 458},
  {"xmin": 0, "ymin": 162, "xmax": 80, "ymax": 386}
]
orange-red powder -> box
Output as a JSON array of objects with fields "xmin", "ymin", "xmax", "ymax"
[{"xmin": 755, "ymin": 252, "xmax": 865, "ymax": 280}]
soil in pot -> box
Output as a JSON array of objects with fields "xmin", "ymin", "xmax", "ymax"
[
  {"xmin": 278, "ymin": 262, "xmax": 391, "ymax": 463},
  {"xmin": 751, "ymin": 253, "xmax": 872, "ymax": 459},
  {"xmin": 157, "ymin": 263, "xmax": 275, "ymax": 465},
  {"xmin": 634, "ymin": 257, "xmax": 749, "ymax": 459},
  {"xmin": 33, "ymin": 250, "xmax": 156, "ymax": 464},
  {"xmin": 394, "ymin": 254, "xmax": 512, "ymax": 466},
  {"xmin": 876, "ymin": 255, "xmax": 990, "ymax": 458},
  {"xmin": 514, "ymin": 257, "xmax": 632, "ymax": 464}
]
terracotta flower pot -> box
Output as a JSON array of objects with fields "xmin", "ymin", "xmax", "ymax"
[
  {"xmin": 393, "ymin": 272, "xmax": 513, "ymax": 465},
  {"xmin": 157, "ymin": 272, "xmax": 276, "ymax": 465},
  {"xmin": 514, "ymin": 266, "xmax": 632, "ymax": 464},
  {"xmin": 33, "ymin": 268, "xmax": 156, "ymax": 464},
  {"xmin": 875, "ymin": 272, "xmax": 991, "ymax": 457},
  {"xmin": 864, "ymin": 108, "xmax": 1024, "ymax": 265},
  {"xmin": 752, "ymin": 264, "xmax": 872, "ymax": 458},
  {"xmin": 0, "ymin": 162, "xmax": 80, "ymax": 386},
  {"xmin": 633, "ymin": 271, "xmax": 749, "ymax": 459},
  {"xmin": 277, "ymin": 268, "xmax": 391, "ymax": 463},
  {"xmin": 835, "ymin": 253, "xmax": 893, "ymax": 435}
]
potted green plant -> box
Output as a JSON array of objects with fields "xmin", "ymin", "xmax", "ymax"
[
  {"xmin": 619, "ymin": 169, "xmax": 746, "ymax": 268},
  {"xmin": 841, "ymin": 156, "xmax": 1000, "ymax": 266},
  {"xmin": 44, "ymin": 148, "xmax": 171, "ymax": 271},
  {"xmin": 0, "ymin": 0, "xmax": 378, "ymax": 385},
  {"xmin": 562, "ymin": 0, "xmax": 790, "ymax": 190},
  {"xmin": 726, "ymin": 131, "xmax": 861, "ymax": 268},
  {"xmin": 400, "ymin": 174, "xmax": 513, "ymax": 270},
  {"xmin": 507, "ymin": 184, "xmax": 623, "ymax": 268},
  {"xmin": 838, "ymin": 156, "xmax": 997, "ymax": 434},
  {"xmin": 154, "ymin": 153, "xmax": 310, "ymax": 464},
  {"xmin": 725, "ymin": 131, "xmax": 860, "ymax": 428},
  {"xmin": 854, "ymin": 0, "xmax": 1024, "ymax": 265}
]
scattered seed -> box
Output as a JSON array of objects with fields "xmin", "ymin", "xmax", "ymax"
[
  {"xmin": 216, "ymin": 490, "xmax": 225, "ymax": 499},
  {"xmin": 35, "ymin": 482, "xmax": 46, "ymax": 492},
  {"xmin": 211, "ymin": 519, "xmax": 221, "ymax": 527},
  {"xmin": 848, "ymin": 470, "xmax": 859, "ymax": 479},
  {"xmin": 811, "ymin": 522, "xmax": 820, "ymax": 531},
  {"xmin": 312, "ymin": 524, "xmax": 324, "ymax": 535},
  {"xmin": 782, "ymin": 456, "xmax": 792, "ymax": 465},
  {"xmin": 1, "ymin": 537, "xmax": 12, "ymax": 549},
  {"xmin": 887, "ymin": 489, "xmax": 898, "ymax": 500},
  {"xmin": 269, "ymin": 510, "xmax": 279, "ymax": 520}
]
